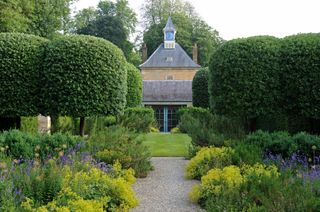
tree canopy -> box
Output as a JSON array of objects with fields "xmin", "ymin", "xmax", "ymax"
[
  {"xmin": 72, "ymin": 0, "xmax": 140, "ymax": 66},
  {"xmin": 0, "ymin": 0, "xmax": 74, "ymax": 38},
  {"xmin": 141, "ymin": 0, "xmax": 223, "ymax": 66}
]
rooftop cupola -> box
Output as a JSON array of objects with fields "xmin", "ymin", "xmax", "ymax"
[{"xmin": 163, "ymin": 17, "xmax": 176, "ymax": 49}]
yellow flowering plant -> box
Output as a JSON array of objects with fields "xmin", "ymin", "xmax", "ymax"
[{"xmin": 186, "ymin": 147, "xmax": 235, "ymax": 179}]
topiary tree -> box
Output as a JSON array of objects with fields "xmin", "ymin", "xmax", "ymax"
[
  {"xmin": 209, "ymin": 36, "xmax": 280, "ymax": 132},
  {"xmin": 280, "ymin": 33, "xmax": 320, "ymax": 134},
  {"xmin": 192, "ymin": 67, "xmax": 209, "ymax": 108},
  {"xmin": 125, "ymin": 63, "xmax": 142, "ymax": 107},
  {"xmin": 40, "ymin": 35, "xmax": 127, "ymax": 136},
  {"xmin": 0, "ymin": 33, "xmax": 48, "ymax": 130}
]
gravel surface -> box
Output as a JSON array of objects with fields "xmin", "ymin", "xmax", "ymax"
[{"xmin": 131, "ymin": 157, "xmax": 204, "ymax": 212}]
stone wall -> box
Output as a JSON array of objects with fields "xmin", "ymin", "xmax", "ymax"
[{"xmin": 141, "ymin": 68, "xmax": 198, "ymax": 80}]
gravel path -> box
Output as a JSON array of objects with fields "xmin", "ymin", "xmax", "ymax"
[{"xmin": 131, "ymin": 157, "xmax": 203, "ymax": 212}]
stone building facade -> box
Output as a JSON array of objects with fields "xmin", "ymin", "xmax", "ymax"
[{"xmin": 140, "ymin": 17, "xmax": 200, "ymax": 132}]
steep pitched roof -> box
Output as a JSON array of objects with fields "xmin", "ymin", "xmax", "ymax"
[
  {"xmin": 143, "ymin": 80, "xmax": 192, "ymax": 102},
  {"xmin": 139, "ymin": 43, "xmax": 201, "ymax": 69},
  {"xmin": 163, "ymin": 16, "xmax": 176, "ymax": 31}
]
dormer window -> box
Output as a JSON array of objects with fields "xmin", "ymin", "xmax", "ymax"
[{"xmin": 166, "ymin": 57, "xmax": 173, "ymax": 62}]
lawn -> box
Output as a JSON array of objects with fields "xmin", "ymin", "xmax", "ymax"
[{"xmin": 140, "ymin": 133, "xmax": 191, "ymax": 157}]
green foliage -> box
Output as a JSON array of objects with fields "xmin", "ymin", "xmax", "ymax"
[
  {"xmin": 177, "ymin": 107, "xmax": 210, "ymax": 122},
  {"xmin": 243, "ymin": 130, "xmax": 320, "ymax": 158},
  {"xmin": 40, "ymin": 35, "xmax": 127, "ymax": 118},
  {"xmin": 179, "ymin": 112, "xmax": 245, "ymax": 148},
  {"xmin": 0, "ymin": 130, "xmax": 80, "ymax": 160},
  {"xmin": 84, "ymin": 116, "xmax": 117, "ymax": 135},
  {"xmin": 198, "ymin": 165, "xmax": 320, "ymax": 211},
  {"xmin": 120, "ymin": 107, "xmax": 156, "ymax": 133},
  {"xmin": 73, "ymin": 0, "xmax": 140, "ymax": 66},
  {"xmin": 125, "ymin": 63, "xmax": 142, "ymax": 107},
  {"xmin": 142, "ymin": 0, "xmax": 223, "ymax": 66},
  {"xmin": 89, "ymin": 126, "xmax": 153, "ymax": 177},
  {"xmin": 15, "ymin": 161, "xmax": 64, "ymax": 206},
  {"xmin": 0, "ymin": 33, "xmax": 48, "ymax": 117},
  {"xmin": 21, "ymin": 117, "xmax": 39, "ymax": 134},
  {"xmin": 0, "ymin": 0, "xmax": 74, "ymax": 38},
  {"xmin": 1, "ymin": 156, "xmax": 138, "ymax": 211},
  {"xmin": 209, "ymin": 36, "xmax": 281, "ymax": 130},
  {"xmin": 192, "ymin": 68, "xmax": 209, "ymax": 108},
  {"xmin": 280, "ymin": 33, "xmax": 320, "ymax": 124},
  {"xmin": 185, "ymin": 147, "xmax": 235, "ymax": 179}
]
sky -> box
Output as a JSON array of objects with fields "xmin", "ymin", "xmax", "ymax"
[{"xmin": 73, "ymin": 0, "xmax": 320, "ymax": 40}]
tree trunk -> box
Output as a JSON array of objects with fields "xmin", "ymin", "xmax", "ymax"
[
  {"xmin": 79, "ymin": 117, "xmax": 85, "ymax": 137},
  {"xmin": 249, "ymin": 117, "xmax": 257, "ymax": 132}
]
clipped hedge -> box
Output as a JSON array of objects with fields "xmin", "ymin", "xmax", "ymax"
[
  {"xmin": 120, "ymin": 107, "xmax": 156, "ymax": 133},
  {"xmin": 209, "ymin": 36, "xmax": 280, "ymax": 131},
  {"xmin": 40, "ymin": 35, "xmax": 127, "ymax": 118},
  {"xmin": 0, "ymin": 33, "xmax": 48, "ymax": 117},
  {"xmin": 280, "ymin": 33, "xmax": 320, "ymax": 133},
  {"xmin": 126, "ymin": 63, "xmax": 142, "ymax": 107},
  {"xmin": 192, "ymin": 67, "xmax": 209, "ymax": 108}
]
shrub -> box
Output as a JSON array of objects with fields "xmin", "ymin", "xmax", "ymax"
[
  {"xmin": 193, "ymin": 164, "xmax": 285, "ymax": 210},
  {"xmin": 0, "ymin": 130, "xmax": 80, "ymax": 160},
  {"xmin": 1, "ymin": 146, "xmax": 139, "ymax": 211},
  {"xmin": 119, "ymin": 107, "xmax": 156, "ymax": 133},
  {"xmin": 185, "ymin": 147, "xmax": 234, "ymax": 179},
  {"xmin": 51, "ymin": 116, "xmax": 74, "ymax": 134},
  {"xmin": 177, "ymin": 107, "xmax": 210, "ymax": 123},
  {"xmin": 280, "ymin": 34, "xmax": 320, "ymax": 134},
  {"xmin": 180, "ymin": 112, "xmax": 244, "ymax": 148},
  {"xmin": 209, "ymin": 36, "xmax": 281, "ymax": 131},
  {"xmin": 84, "ymin": 116, "xmax": 117, "ymax": 135},
  {"xmin": 192, "ymin": 68, "xmax": 210, "ymax": 108},
  {"xmin": 89, "ymin": 126, "xmax": 153, "ymax": 177},
  {"xmin": 244, "ymin": 130, "xmax": 296, "ymax": 158},
  {"xmin": 21, "ymin": 117, "xmax": 39, "ymax": 134},
  {"xmin": 292, "ymin": 132, "xmax": 320, "ymax": 159},
  {"xmin": 126, "ymin": 63, "xmax": 142, "ymax": 107},
  {"xmin": 40, "ymin": 35, "xmax": 127, "ymax": 135},
  {"xmin": 243, "ymin": 130, "xmax": 320, "ymax": 159},
  {"xmin": 231, "ymin": 142, "xmax": 263, "ymax": 165},
  {"xmin": 0, "ymin": 33, "xmax": 47, "ymax": 129},
  {"xmin": 170, "ymin": 127, "xmax": 181, "ymax": 134}
]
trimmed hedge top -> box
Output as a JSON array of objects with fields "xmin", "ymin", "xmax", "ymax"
[
  {"xmin": 125, "ymin": 63, "xmax": 142, "ymax": 108},
  {"xmin": 0, "ymin": 33, "xmax": 48, "ymax": 117},
  {"xmin": 280, "ymin": 33, "xmax": 320, "ymax": 119},
  {"xmin": 40, "ymin": 35, "xmax": 127, "ymax": 117},
  {"xmin": 209, "ymin": 36, "xmax": 280, "ymax": 118}
]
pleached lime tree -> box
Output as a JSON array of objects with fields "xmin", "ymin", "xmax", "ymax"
[
  {"xmin": 40, "ymin": 35, "xmax": 127, "ymax": 136},
  {"xmin": 209, "ymin": 36, "xmax": 280, "ymax": 132},
  {"xmin": 280, "ymin": 33, "xmax": 320, "ymax": 134},
  {"xmin": 125, "ymin": 63, "xmax": 142, "ymax": 107},
  {"xmin": 0, "ymin": 33, "xmax": 48, "ymax": 130}
]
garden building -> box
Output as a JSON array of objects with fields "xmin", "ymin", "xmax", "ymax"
[{"xmin": 140, "ymin": 17, "xmax": 201, "ymax": 132}]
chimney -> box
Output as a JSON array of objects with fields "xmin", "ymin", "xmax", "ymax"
[
  {"xmin": 142, "ymin": 43, "xmax": 148, "ymax": 62},
  {"xmin": 192, "ymin": 43, "xmax": 198, "ymax": 64}
]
